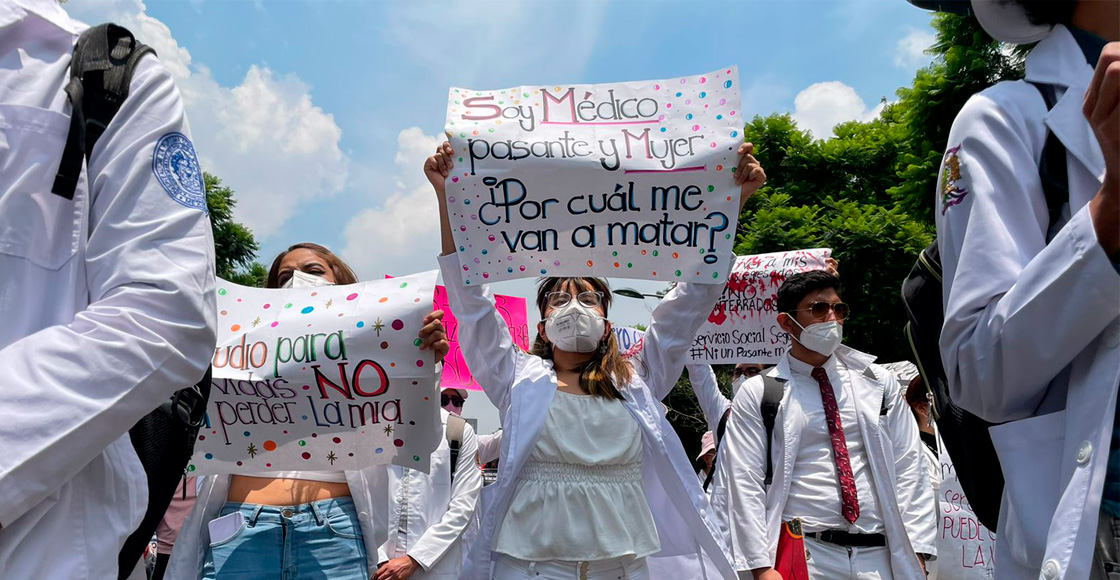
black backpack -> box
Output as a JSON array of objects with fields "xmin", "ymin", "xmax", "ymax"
[
  {"xmin": 704, "ymin": 367, "xmax": 887, "ymax": 491},
  {"xmin": 49, "ymin": 23, "xmax": 213, "ymax": 578},
  {"xmin": 901, "ymin": 82, "xmax": 1067, "ymax": 533}
]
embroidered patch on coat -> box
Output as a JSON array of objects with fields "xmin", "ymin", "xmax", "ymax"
[
  {"xmin": 153, "ymin": 132, "xmax": 207, "ymax": 212},
  {"xmin": 939, "ymin": 145, "xmax": 968, "ymax": 214}
]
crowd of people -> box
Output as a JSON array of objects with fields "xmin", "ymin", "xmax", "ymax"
[{"xmin": 0, "ymin": 0, "xmax": 1117, "ymax": 579}]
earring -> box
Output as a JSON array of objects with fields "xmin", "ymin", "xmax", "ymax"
[{"xmin": 598, "ymin": 341, "xmax": 607, "ymax": 356}]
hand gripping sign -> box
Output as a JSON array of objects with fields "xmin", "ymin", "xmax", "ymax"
[
  {"xmin": 190, "ymin": 271, "xmax": 443, "ymax": 475},
  {"xmin": 444, "ymin": 67, "xmax": 744, "ymax": 285}
]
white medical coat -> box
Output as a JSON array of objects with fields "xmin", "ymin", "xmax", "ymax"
[
  {"xmin": 438, "ymin": 253, "xmax": 738, "ymax": 580},
  {"xmin": 936, "ymin": 24, "xmax": 1120, "ymax": 580},
  {"xmin": 0, "ymin": 2, "xmax": 217, "ymax": 579},
  {"xmin": 382, "ymin": 409, "xmax": 482, "ymax": 579},
  {"xmin": 710, "ymin": 347, "xmax": 937, "ymax": 580}
]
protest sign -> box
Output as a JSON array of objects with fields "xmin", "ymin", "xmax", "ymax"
[
  {"xmin": 436, "ymin": 285, "xmax": 529, "ymax": 391},
  {"xmin": 444, "ymin": 67, "xmax": 743, "ymax": 285},
  {"xmin": 689, "ymin": 249, "xmax": 831, "ymax": 364},
  {"xmin": 613, "ymin": 326, "xmax": 646, "ymax": 360},
  {"xmin": 190, "ymin": 271, "xmax": 443, "ymax": 475},
  {"xmin": 937, "ymin": 437, "xmax": 996, "ymax": 578}
]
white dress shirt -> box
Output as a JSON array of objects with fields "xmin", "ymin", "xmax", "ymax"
[
  {"xmin": 0, "ymin": 3, "xmax": 216, "ymax": 579},
  {"xmin": 782, "ymin": 355, "xmax": 884, "ymax": 534},
  {"xmin": 383, "ymin": 409, "xmax": 483, "ymax": 579}
]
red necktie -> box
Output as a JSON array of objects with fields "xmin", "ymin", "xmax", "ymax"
[{"xmin": 811, "ymin": 367, "xmax": 860, "ymax": 524}]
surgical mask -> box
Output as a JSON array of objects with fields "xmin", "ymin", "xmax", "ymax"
[
  {"xmin": 282, "ymin": 270, "xmax": 333, "ymax": 289},
  {"xmin": 788, "ymin": 318, "xmax": 843, "ymax": 357},
  {"xmin": 544, "ymin": 300, "xmax": 606, "ymax": 353}
]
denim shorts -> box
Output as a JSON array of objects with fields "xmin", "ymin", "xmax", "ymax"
[{"xmin": 202, "ymin": 498, "xmax": 368, "ymax": 580}]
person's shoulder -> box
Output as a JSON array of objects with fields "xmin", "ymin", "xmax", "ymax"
[{"xmin": 953, "ymin": 79, "xmax": 1048, "ymax": 138}]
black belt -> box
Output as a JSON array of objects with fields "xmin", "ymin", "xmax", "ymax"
[{"xmin": 805, "ymin": 530, "xmax": 886, "ymax": 548}]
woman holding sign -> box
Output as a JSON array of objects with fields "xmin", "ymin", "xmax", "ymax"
[
  {"xmin": 169, "ymin": 243, "xmax": 451, "ymax": 580},
  {"xmin": 427, "ymin": 140, "xmax": 765, "ymax": 580}
]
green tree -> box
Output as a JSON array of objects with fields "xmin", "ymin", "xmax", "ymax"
[{"xmin": 205, "ymin": 172, "xmax": 266, "ymax": 287}]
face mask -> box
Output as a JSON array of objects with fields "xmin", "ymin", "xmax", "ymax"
[
  {"xmin": 544, "ymin": 300, "xmax": 606, "ymax": 353},
  {"xmin": 788, "ymin": 317, "xmax": 843, "ymax": 357},
  {"xmin": 282, "ymin": 269, "xmax": 333, "ymax": 289},
  {"xmin": 732, "ymin": 374, "xmax": 747, "ymax": 392}
]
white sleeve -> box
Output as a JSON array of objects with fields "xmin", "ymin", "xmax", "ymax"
[
  {"xmin": 687, "ymin": 364, "xmax": 731, "ymax": 433},
  {"xmin": 936, "ymin": 87, "xmax": 1120, "ymax": 423},
  {"xmin": 476, "ymin": 430, "xmax": 503, "ymax": 465},
  {"xmin": 408, "ymin": 422, "xmax": 482, "ymax": 570},
  {"xmin": 0, "ymin": 57, "xmax": 216, "ymax": 526},
  {"xmin": 638, "ymin": 280, "xmax": 728, "ymax": 401},
  {"xmin": 438, "ymin": 253, "xmax": 524, "ymax": 414},
  {"xmin": 713, "ymin": 377, "xmax": 773, "ymax": 571},
  {"xmin": 877, "ymin": 369, "xmax": 938, "ymax": 558}
]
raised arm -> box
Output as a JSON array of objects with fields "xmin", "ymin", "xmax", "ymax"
[
  {"xmin": 429, "ymin": 142, "xmax": 523, "ymax": 412},
  {"xmin": 687, "ymin": 364, "xmax": 732, "ymax": 433}
]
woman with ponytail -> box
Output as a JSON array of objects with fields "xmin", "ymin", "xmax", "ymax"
[{"xmin": 426, "ymin": 140, "xmax": 766, "ymax": 580}]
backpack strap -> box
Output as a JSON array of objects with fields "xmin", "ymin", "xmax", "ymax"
[
  {"xmin": 760, "ymin": 376, "xmax": 785, "ymax": 486},
  {"xmin": 52, "ymin": 24, "xmax": 156, "ymax": 200},
  {"xmin": 446, "ymin": 414, "xmax": 466, "ymax": 487},
  {"xmin": 702, "ymin": 407, "xmax": 732, "ymax": 491},
  {"xmin": 1027, "ymin": 82, "xmax": 1070, "ymax": 238}
]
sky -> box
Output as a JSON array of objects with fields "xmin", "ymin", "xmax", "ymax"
[{"xmin": 64, "ymin": 0, "xmax": 940, "ymax": 434}]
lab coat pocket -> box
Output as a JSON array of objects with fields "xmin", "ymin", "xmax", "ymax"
[
  {"xmin": 0, "ymin": 104, "xmax": 82, "ymax": 270},
  {"xmin": 431, "ymin": 446, "xmax": 452, "ymax": 488},
  {"xmin": 989, "ymin": 409, "xmax": 1065, "ymax": 566}
]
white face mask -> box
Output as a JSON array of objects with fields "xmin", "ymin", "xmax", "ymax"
[
  {"xmin": 789, "ymin": 318, "xmax": 843, "ymax": 357},
  {"xmin": 732, "ymin": 374, "xmax": 747, "ymax": 392},
  {"xmin": 282, "ymin": 269, "xmax": 333, "ymax": 289},
  {"xmin": 544, "ymin": 300, "xmax": 606, "ymax": 353}
]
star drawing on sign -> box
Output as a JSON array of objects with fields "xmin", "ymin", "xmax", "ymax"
[
  {"xmin": 325, "ymin": 299, "xmax": 333, "ymax": 309},
  {"xmin": 252, "ymin": 316, "xmax": 262, "ymax": 327},
  {"xmin": 373, "ymin": 318, "xmax": 385, "ymax": 336},
  {"xmin": 383, "ymin": 425, "xmax": 394, "ymax": 436},
  {"xmin": 247, "ymin": 443, "xmax": 258, "ymax": 458},
  {"xmin": 326, "ymin": 451, "xmax": 338, "ymax": 465}
]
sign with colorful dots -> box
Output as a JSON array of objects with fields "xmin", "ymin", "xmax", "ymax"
[
  {"xmin": 689, "ymin": 249, "xmax": 832, "ymax": 364},
  {"xmin": 190, "ymin": 270, "xmax": 444, "ymax": 475},
  {"xmin": 444, "ymin": 67, "xmax": 743, "ymax": 284}
]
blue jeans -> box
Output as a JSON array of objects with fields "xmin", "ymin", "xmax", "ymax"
[{"xmin": 202, "ymin": 498, "xmax": 368, "ymax": 580}]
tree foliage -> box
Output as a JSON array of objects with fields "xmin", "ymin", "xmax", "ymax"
[{"xmin": 205, "ymin": 172, "xmax": 266, "ymax": 287}]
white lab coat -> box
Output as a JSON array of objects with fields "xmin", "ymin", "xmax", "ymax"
[
  {"xmin": 0, "ymin": 3, "xmax": 217, "ymax": 579},
  {"xmin": 936, "ymin": 24, "xmax": 1120, "ymax": 580},
  {"xmin": 710, "ymin": 347, "xmax": 937, "ymax": 580},
  {"xmin": 382, "ymin": 409, "xmax": 482, "ymax": 579},
  {"xmin": 438, "ymin": 253, "xmax": 737, "ymax": 580},
  {"xmin": 166, "ymin": 469, "xmax": 390, "ymax": 579},
  {"xmin": 688, "ymin": 364, "xmax": 733, "ymax": 433}
]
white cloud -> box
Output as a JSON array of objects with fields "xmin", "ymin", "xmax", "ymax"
[
  {"xmin": 895, "ymin": 28, "xmax": 936, "ymax": 69},
  {"xmin": 791, "ymin": 81, "xmax": 885, "ymax": 140},
  {"xmin": 63, "ymin": 0, "xmax": 348, "ymax": 241},
  {"xmin": 339, "ymin": 128, "xmax": 443, "ymax": 281}
]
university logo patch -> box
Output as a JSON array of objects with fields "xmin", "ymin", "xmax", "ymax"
[
  {"xmin": 940, "ymin": 145, "xmax": 968, "ymax": 214},
  {"xmin": 153, "ymin": 132, "xmax": 207, "ymax": 212}
]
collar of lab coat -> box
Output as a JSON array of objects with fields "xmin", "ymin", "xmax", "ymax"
[
  {"xmin": 771, "ymin": 344, "xmax": 876, "ymax": 382},
  {"xmin": 1026, "ymin": 24, "xmax": 1106, "ymax": 183},
  {"xmin": 0, "ymin": 0, "xmax": 80, "ymax": 34}
]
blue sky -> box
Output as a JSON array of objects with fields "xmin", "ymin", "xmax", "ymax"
[{"xmin": 66, "ymin": 0, "xmax": 937, "ymax": 330}]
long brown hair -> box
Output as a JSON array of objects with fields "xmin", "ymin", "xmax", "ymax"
[
  {"xmin": 266, "ymin": 242, "xmax": 358, "ymax": 289},
  {"xmin": 531, "ymin": 277, "xmax": 632, "ymax": 400}
]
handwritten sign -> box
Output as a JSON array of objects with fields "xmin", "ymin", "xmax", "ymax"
[
  {"xmin": 437, "ymin": 285, "xmax": 529, "ymax": 391},
  {"xmin": 689, "ymin": 249, "xmax": 831, "ymax": 364},
  {"xmin": 938, "ymin": 437, "xmax": 996, "ymax": 578},
  {"xmin": 613, "ymin": 326, "xmax": 646, "ymax": 360},
  {"xmin": 444, "ymin": 67, "xmax": 743, "ymax": 285},
  {"xmin": 190, "ymin": 272, "xmax": 443, "ymax": 475}
]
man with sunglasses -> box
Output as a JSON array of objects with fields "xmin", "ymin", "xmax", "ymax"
[{"xmin": 711, "ymin": 270, "xmax": 936, "ymax": 580}]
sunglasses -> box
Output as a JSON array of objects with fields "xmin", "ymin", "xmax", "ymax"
[
  {"xmin": 440, "ymin": 394, "xmax": 464, "ymax": 408},
  {"xmin": 545, "ymin": 290, "xmax": 604, "ymax": 309},
  {"xmin": 733, "ymin": 367, "xmax": 763, "ymax": 380},
  {"xmin": 788, "ymin": 301, "xmax": 851, "ymax": 321}
]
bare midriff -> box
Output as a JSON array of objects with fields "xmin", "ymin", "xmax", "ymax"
[{"xmin": 227, "ymin": 475, "xmax": 351, "ymax": 506}]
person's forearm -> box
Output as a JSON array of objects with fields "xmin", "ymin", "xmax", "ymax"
[
  {"xmin": 437, "ymin": 187, "xmax": 456, "ymax": 256},
  {"xmin": 1090, "ymin": 178, "xmax": 1120, "ymax": 261}
]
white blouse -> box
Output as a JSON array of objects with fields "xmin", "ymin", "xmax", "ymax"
[{"xmin": 494, "ymin": 389, "xmax": 660, "ymax": 561}]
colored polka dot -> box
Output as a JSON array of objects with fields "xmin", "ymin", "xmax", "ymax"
[
  {"xmin": 381, "ymin": 341, "xmax": 389, "ymax": 349},
  {"xmin": 717, "ymin": 165, "xmax": 723, "ymax": 171},
  {"xmin": 357, "ymin": 321, "xmax": 365, "ymax": 328},
  {"xmin": 652, "ymin": 250, "xmax": 659, "ymax": 257},
  {"xmin": 413, "ymin": 455, "xmax": 421, "ymax": 461},
  {"xmin": 676, "ymin": 270, "xmax": 682, "ymax": 276},
  {"xmin": 263, "ymin": 303, "xmax": 271, "ymax": 309},
  {"xmin": 236, "ymin": 461, "xmax": 243, "ymax": 466},
  {"xmin": 414, "ymin": 338, "xmax": 423, "ymax": 346},
  {"xmin": 400, "ymin": 282, "xmax": 408, "ymax": 289},
  {"xmin": 265, "ymin": 463, "xmax": 272, "ymax": 468},
  {"xmin": 392, "ymin": 319, "xmax": 404, "ymax": 331},
  {"xmin": 673, "ymin": 252, "xmax": 680, "ymax": 259},
  {"xmin": 614, "ymin": 262, "xmax": 620, "ymax": 268},
  {"xmin": 243, "ymin": 431, "xmax": 251, "ymax": 437},
  {"xmin": 218, "ymin": 289, "xmax": 227, "ymax": 296},
  {"xmin": 376, "ymin": 448, "xmax": 384, "ymax": 454},
  {"xmin": 416, "ymin": 360, "xmax": 424, "ymax": 368},
  {"xmin": 204, "ymin": 453, "xmax": 213, "ymax": 460},
  {"xmin": 284, "ymin": 303, "xmax": 293, "ymax": 309},
  {"xmin": 220, "ymin": 310, "xmax": 228, "ymax": 316},
  {"xmin": 301, "ymin": 306, "xmax": 314, "ymax": 314},
  {"xmin": 299, "ymin": 440, "xmax": 307, "ymax": 447},
  {"xmin": 302, "ymin": 385, "xmax": 310, "ymax": 390},
  {"xmin": 700, "ymin": 76, "xmax": 707, "ymax": 84},
  {"xmin": 708, "ymin": 185, "xmax": 715, "ymax": 192},
  {"xmin": 587, "ymin": 260, "xmax": 594, "ymax": 267},
  {"xmin": 379, "ymin": 297, "xmax": 389, "ymax": 303},
  {"xmin": 347, "ymin": 293, "xmax": 358, "ymax": 301},
  {"xmin": 230, "ymin": 324, "xmax": 241, "ymax": 332},
  {"xmin": 724, "ymin": 80, "xmax": 733, "ymax": 88},
  {"xmin": 394, "ymin": 439, "xmax": 405, "ymax": 447},
  {"xmin": 271, "ymin": 321, "xmax": 279, "ymax": 328},
  {"xmin": 301, "ymin": 452, "xmax": 311, "ymax": 460},
  {"xmin": 263, "ymin": 440, "xmax": 277, "ymax": 451}
]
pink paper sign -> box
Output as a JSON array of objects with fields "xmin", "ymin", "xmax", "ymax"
[{"xmin": 437, "ymin": 285, "xmax": 529, "ymax": 391}]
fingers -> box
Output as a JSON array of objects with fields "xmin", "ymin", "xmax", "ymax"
[
  {"xmin": 735, "ymin": 154, "xmax": 757, "ymax": 185},
  {"xmin": 417, "ymin": 319, "xmax": 446, "ymax": 350},
  {"xmin": 423, "ymin": 310, "xmax": 445, "ymax": 325},
  {"xmin": 1090, "ymin": 59, "xmax": 1120, "ymax": 128},
  {"xmin": 1085, "ymin": 43, "xmax": 1120, "ymax": 118}
]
